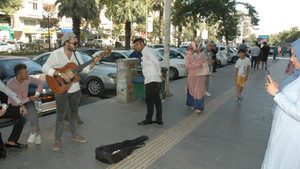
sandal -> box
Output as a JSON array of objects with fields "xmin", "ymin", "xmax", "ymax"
[{"xmin": 5, "ymin": 142, "xmax": 28, "ymax": 148}]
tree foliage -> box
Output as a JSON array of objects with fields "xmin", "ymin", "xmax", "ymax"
[
  {"xmin": 55, "ymin": 0, "xmax": 99, "ymax": 45},
  {"xmin": 102, "ymin": 0, "xmax": 145, "ymax": 49},
  {"xmin": 0, "ymin": 0, "xmax": 23, "ymax": 15},
  {"xmin": 269, "ymin": 27, "xmax": 300, "ymax": 45},
  {"xmin": 172, "ymin": 0, "xmax": 259, "ymax": 45}
]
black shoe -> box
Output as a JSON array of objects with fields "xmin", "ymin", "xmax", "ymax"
[
  {"xmin": 0, "ymin": 148, "xmax": 6, "ymax": 159},
  {"xmin": 5, "ymin": 142, "xmax": 27, "ymax": 148},
  {"xmin": 153, "ymin": 120, "xmax": 163, "ymax": 125},
  {"xmin": 138, "ymin": 120, "xmax": 152, "ymax": 125}
]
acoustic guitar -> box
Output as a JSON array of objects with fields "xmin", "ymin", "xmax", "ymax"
[{"xmin": 46, "ymin": 50, "xmax": 111, "ymax": 95}]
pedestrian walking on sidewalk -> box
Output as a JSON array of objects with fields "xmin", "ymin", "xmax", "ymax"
[
  {"xmin": 0, "ymin": 80, "xmax": 27, "ymax": 159},
  {"xmin": 262, "ymin": 38, "xmax": 300, "ymax": 169},
  {"xmin": 134, "ymin": 38, "xmax": 164, "ymax": 126},
  {"xmin": 211, "ymin": 44, "xmax": 218, "ymax": 73},
  {"xmin": 7, "ymin": 63, "xmax": 43, "ymax": 145},
  {"xmin": 261, "ymin": 42, "xmax": 270, "ymax": 70},
  {"xmin": 42, "ymin": 32, "xmax": 100, "ymax": 151},
  {"xmin": 185, "ymin": 42, "xmax": 208, "ymax": 113},
  {"xmin": 250, "ymin": 42, "xmax": 261, "ymax": 69},
  {"xmin": 235, "ymin": 48, "xmax": 250, "ymax": 103},
  {"xmin": 273, "ymin": 46, "xmax": 278, "ymax": 60},
  {"xmin": 204, "ymin": 42, "xmax": 214, "ymax": 96}
]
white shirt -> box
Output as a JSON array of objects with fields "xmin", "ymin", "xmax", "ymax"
[
  {"xmin": 235, "ymin": 57, "xmax": 250, "ymax": 77},
  {"xmin": 141, "ymin": 46, "xmax": 162, "ymax": 84},
  {"xmin": 251, "ymin": 46, "xmax": 261, "ymax": 57},
  {"xmin": 42, "ymin": 47, "xmax": 91, "ymax": 93}
]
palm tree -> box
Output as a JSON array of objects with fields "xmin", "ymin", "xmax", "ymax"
[
  {"xmin": 55, "ymin": 0, "xmax": 99, "ymax": 46},
  {"xmin": 104, "ymin": 0, "xmax": 145, "ymax": 49},
  {"xmin": 150, "ymin": 0, "xmax": 164, "ymax": 44}
]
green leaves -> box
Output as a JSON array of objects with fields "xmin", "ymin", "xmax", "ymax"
[{"xmin": 0, "ymin": 0, "xmax": 23, "ymax": 15}]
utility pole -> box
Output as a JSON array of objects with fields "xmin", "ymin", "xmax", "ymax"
[
  {"xmin": 48, "ymin": 13, "xmax": 51, "ymax": 52},
  {"xmin": 164, "ymin": 0, "xmax": 171, "ymax": 97},
  {"xmin": 145, "ymin": 0, "xmax": 148, "ymax": 40}
]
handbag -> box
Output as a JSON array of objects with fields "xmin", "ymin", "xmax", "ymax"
[{"xmin": 196, "ymin": 63, "xmax": 210, "ymax": 76}]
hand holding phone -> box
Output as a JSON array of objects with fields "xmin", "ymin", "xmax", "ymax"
[{"xmin": 267, "ymin": 70, "xmax": 272, "ymax": 83}]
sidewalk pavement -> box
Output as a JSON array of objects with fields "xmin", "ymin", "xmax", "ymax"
[{"xmin": 0, "ymin": 56, "xmax": 290, "ymax": 169}]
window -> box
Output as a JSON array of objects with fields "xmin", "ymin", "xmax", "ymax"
[
  {"xmin": 33, "ymin": 2, "xmax": 37, "ymax": 10},
  {"xmin": 24, "ymin": 20, "xmax": 36, "ymax": 26}
]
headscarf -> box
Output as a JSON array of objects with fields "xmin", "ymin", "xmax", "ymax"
[
  {"xmin": 279, "ymin": 38, "xmax": 300, "ymax": 91},
  {"xmin": 186, "ymin": 41, "xmax": 199, "ymax": 59},
  {"xmin": 204, "ymin": 42, "xmax": 213, "ymax": 60}
]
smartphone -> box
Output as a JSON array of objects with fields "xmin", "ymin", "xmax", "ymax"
[{"xmin": 267, "ymin": 70, "xmax": 271, "ymax": 83}]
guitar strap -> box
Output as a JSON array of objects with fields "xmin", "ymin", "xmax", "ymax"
[{"xmin": 73, "ymin": 51, "xmax": 81, "ymax": 66}]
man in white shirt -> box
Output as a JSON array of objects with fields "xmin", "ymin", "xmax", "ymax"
[
  {"xmin": 250, "ymin": 42, "xmax": 261, "ymax": 69},
  {"xmin": 42, "ymin": 32, "xmax": 100, "ymax": 151},
  {"xmin": 134, "ymin": 38, "xmax": 164, "ymax": 125}
]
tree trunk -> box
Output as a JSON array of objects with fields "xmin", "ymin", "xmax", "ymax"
[
  {"xmin": 177, "ymin": 26, "xmax": 183, "ymax": 47},
  {"xmin": 125, "ymin": 21, "xmax": 131, "ymax": 49},
  {"xmin": 159, "ymin": 10, "xmax": 163, "ymax": 44},
  {"xmin": 72, "ymin": 16, "xmax": 81, "ymax": 46},
  {"xmin": 193, "ymin": 29, "xmax": 197, "ymax": 40}
]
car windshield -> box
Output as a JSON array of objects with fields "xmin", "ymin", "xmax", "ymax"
[
  {"xmin": 81, "ymin": 54, "xmax": 100, "ymax": 65},
  {"xmin": 0, "ymin": 59, "xmax": 42, "ymax": 77},
  {"xmin": 123, "ymin": 51, "xmax": 131, "ymax": 57}
]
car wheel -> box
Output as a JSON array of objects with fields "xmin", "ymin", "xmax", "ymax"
[
  {"xmin": 7, "ymin": 48, "xmax": 12, "ymax": 54},
  {"xmin": 231, "ymin": 56, "xmax": 239, "ymax": 63},
  {"xmin": 87, "ymin": 78, "xmax": 105, "ymax": 96},
  {"xmin": 169, "ymin": 67, "xmax": 179, "ymax": 80}
]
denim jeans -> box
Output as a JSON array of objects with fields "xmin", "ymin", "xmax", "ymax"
[
  {"xmin": 54, "ymin": 90, "xmax": 81, "ymax": 141},
  {"xmin": 251, "ymin": 56, "xmax": 258, "ymax": 69},
  {"xmin": 24, "ymin": 102, "xmax": 40, "ymax": 132}
]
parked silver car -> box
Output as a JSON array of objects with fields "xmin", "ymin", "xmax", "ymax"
[{"xmin": 32, "ymin": 52, "xmax": 116, "ymax": 97}]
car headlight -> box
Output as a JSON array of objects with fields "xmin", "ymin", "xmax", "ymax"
[
  {"xmin": 108, "ymin": 73, "xmax": 116, "ymax": 78},
  {"xmin": 41, "ymin": 88, "xmax": 52, "ymax": 94},
  {"xmin": 177, "ymin": 64, "xmax": 185, "ymax": 68}
]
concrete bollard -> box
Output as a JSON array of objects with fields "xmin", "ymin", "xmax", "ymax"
[{"xmin": 116, "ymin": 58, "xmax": 139, "ymax": 103}]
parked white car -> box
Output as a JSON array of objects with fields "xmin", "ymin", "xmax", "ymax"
[
  {"xmin": 93, "ymin": 49, "xmax": 188, "ymax": 80},
  {"xmin": 155, "ymin": 48, "xmax": 187, "ymax": 80},
  {"xmin": 0, "ymin": 42, "xmax": 16, "ymax": 53},
  {"xmin": 202, "ymin": 43, "xmax": 229, "ymax": 66}
]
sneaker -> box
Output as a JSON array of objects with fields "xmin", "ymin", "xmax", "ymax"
[
  {"xmin": 205, "ymin": 92, "xmax": 211, "ymax": 97},
  {"xmin": 72, "ymin": 136, "xmax": 88, "ymax": 143},
  {"xmin": 27, "ymin": 132, "xmax": 37, "ymax": 143},
  {"xmin": 52, "ymin": 141, "xmax": 61, "ymax": 151},
  {"xmin": 35, "ymin": 134, "xmax": 42, "ymax": 144},
  {"xmin": 194, "ymin": 110, "xmax": 202, "ymax": 114},
  {"xmin": 237, "ymin": 96, "xmax": 242, "ymax": 103}
]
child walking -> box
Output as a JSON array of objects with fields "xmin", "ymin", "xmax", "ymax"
[{"xmin": 235, "ymin": 48, "xmax": 250, "ymax": 103}]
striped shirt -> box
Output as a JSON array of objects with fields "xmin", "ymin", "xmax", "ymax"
[{"xmin": 0, "ymin": 80, "xmax": 22, "ymax": 105}]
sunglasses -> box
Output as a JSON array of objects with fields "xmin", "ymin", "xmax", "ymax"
[{"xmin": 68, "ymin": 41, "xmax": 78, "ymax": 46}]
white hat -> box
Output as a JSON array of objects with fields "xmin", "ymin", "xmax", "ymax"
[{"xmin": 61, "ymin": 32, "xmax": 76, "ymax": 46}]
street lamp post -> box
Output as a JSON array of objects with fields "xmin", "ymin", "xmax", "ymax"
[{"xmin": 48, "ymin": 13, "xmax": 51, "ymax": 51}]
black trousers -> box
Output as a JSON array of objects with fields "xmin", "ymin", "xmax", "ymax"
[
  {"xmin": 145, "ymin": 82, "xmax": 162, "ymax": 121},
  {"xmin": 0, "ymin": 131, "xmax": 3, "ymax": 149},
  {"xmin": 0, "ymin": 106, "xmax": 26, "ymax": 144}
]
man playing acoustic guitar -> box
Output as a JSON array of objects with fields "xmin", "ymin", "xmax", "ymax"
[{"xmin": 42, "ymin": 32, "xmax": 100, "ymax": 151}]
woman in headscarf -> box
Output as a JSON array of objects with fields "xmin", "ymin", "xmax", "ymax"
[
  {"xmin": 203, "ymin": 42, "xmax": 213, "ymax": 96},
  {"xmin": 185, "ymin": 42, "xmax": 208, "ymax": 113},
  {"xmin": 262, "ymin": 38, "xmax": 300, "ymax": 168}
]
